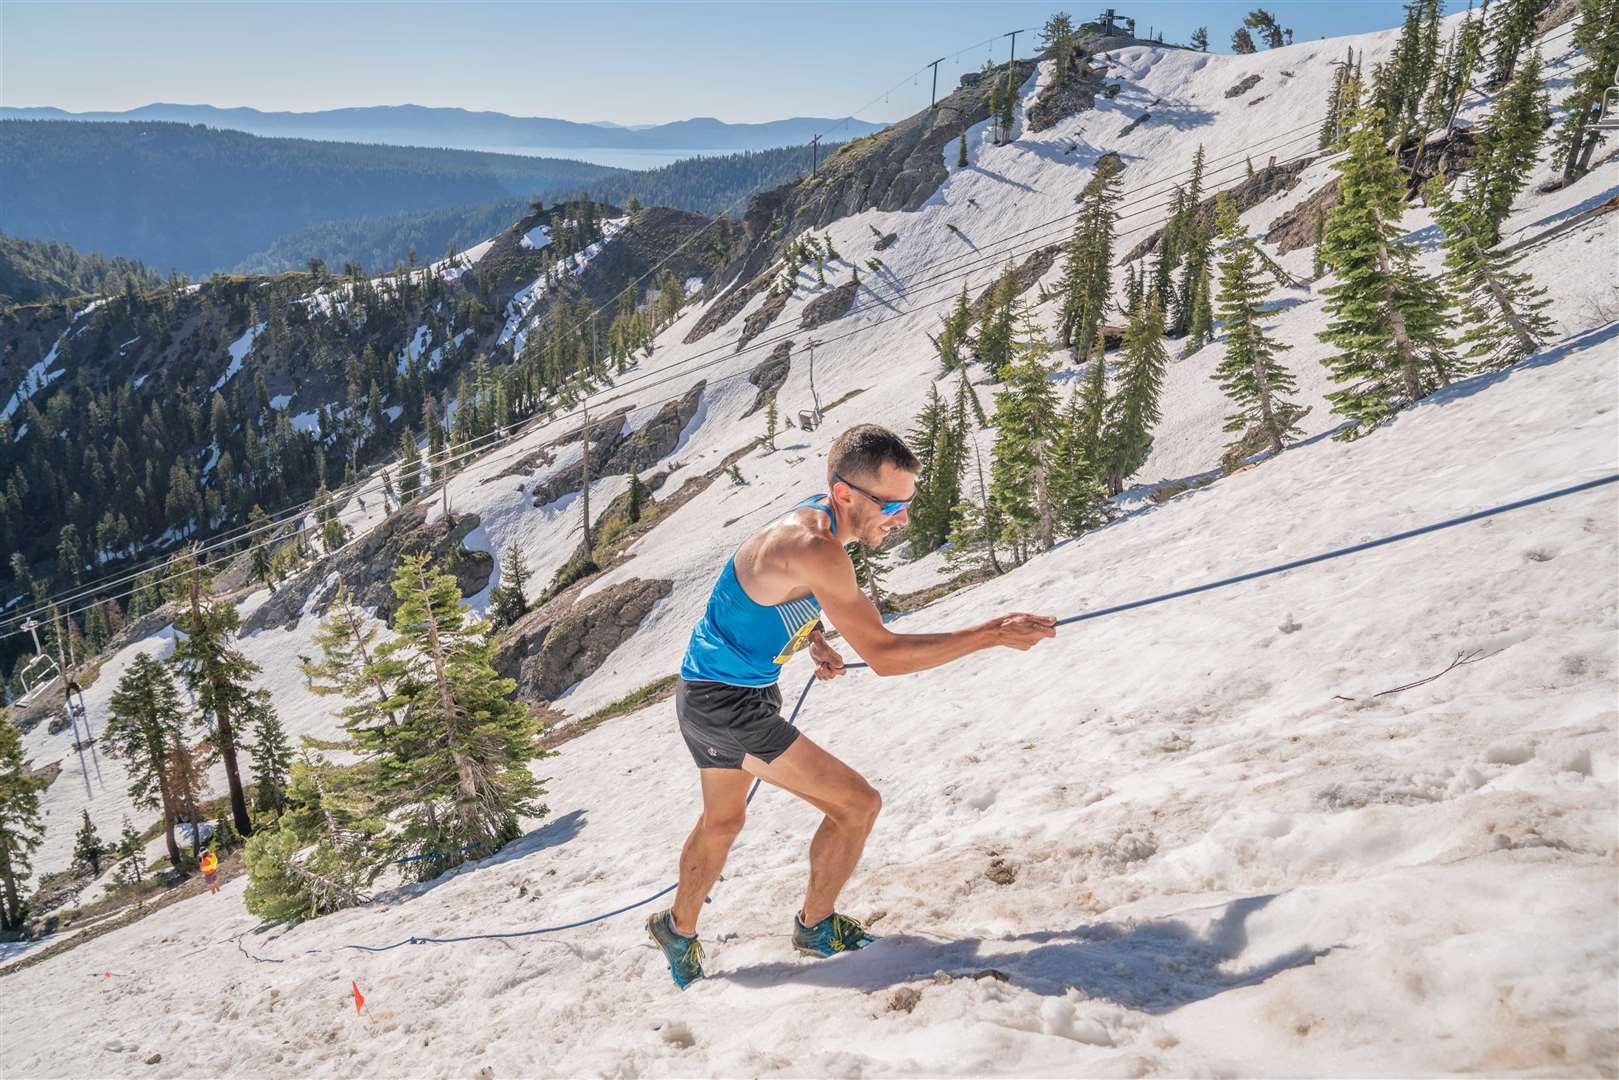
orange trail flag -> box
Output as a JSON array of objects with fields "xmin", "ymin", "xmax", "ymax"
[{"xmin": 351, "ymin": 980, "xmax": 365, "ymax": 1015}]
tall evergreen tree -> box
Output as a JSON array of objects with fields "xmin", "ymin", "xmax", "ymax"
[
  {"xmin": 1486, "ymin": 0, "xmax": 1546, "ymax": 87},
  {"xmin": 1428, "ymin": 180, "xmax": 1556, "ymax": 372},
  {"xmin": 905, "ymin": 385, "xmax": 962, "ymax": 555},
  {"xmin": 1463, "ymin": 48, "xmax": 1550, "ymax": 243},
  {"xmin": 489, "ymin": 545, "xmax": 532, "ymax": 631},
  {"xmin": 1212, "ymin": 194, "xmax": 1303, "ymax": 456},
  {"xmin": 1049, "ymin": 388, "xmax": 1109, "ymax": 535},
  {"xmin": 1552, "ymin": 0, "xmax": 1619, "ymax": 179},
  {"xmin": 365, "ymin": 555, "xmax": 551, "ymax": 874},
  {"xmin": 1058, "ymin": 156, "xmax": 1123, "ymax": 352},
  {"xmin": 398, "ymin": 428, "xmax": 423, "ymax": 501},
  {"xmin": 114, "ymin": 817, "xmax": 145, "ymax": 907},
  {"xmin": 989, "ymin": 311, "xmax": 1062, "ymax": 559},
  {"xmin": 166, "ymin": 551, "xmax": 259, "ymax": 838},
  {"xmin": 1190, "ymin": 25, "xmax": 1209, "ymax": 50},
  {"xmin": 104, "ymin": 653, "xmax": 189, "ymax": 870},
  {"xmin": 627, "ymin": 464, "xmax": 645, "ymax": 523},
  {"xmin": 248, "ymin": 693, "xmax": 293, "ymax": 818},
  {"xmin": 1102, "ymin": 294, "xmax": 1169, "ymax": 494},
  {"xmin": 1318, "ymin": 106, "xmax": 1456, "ymax": 435},
  {"xmin": 73, "ymin": 809, "xmax": 109, "ymax": 877},
  {"xmin": 0, "ymin": 711, "xmax": 45, "ymax": 931},
  {"xmin": 1231, "ymin": 26, "xmax": 1258, "ymax": 53}
]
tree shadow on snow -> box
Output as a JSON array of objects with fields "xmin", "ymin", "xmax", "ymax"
[
  {"xmin": 1411, "ymin": 319, "xmax": 1619, "ymax": 413},
  {"xmin": 1525, "ymin": 182, "xmax": 1619, "ymax": 231},
  {"xmin": 719, "ymin": 893, "xmax": 1335, "ymax": 1012},
  {"xmin": 380, "ymin": 809, "xmax": 590, "ymax": 904}
]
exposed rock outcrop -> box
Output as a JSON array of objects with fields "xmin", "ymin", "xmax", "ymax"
[
  {"xmin": 736, "ymin": 286, "xmax": 791, "ymax": 352},
  {"xmin": 529, "ymin": 382, "xmax": 705, "ymax": 506},
  {"xmin": 240, "ymin": 506, "xmax": 492, "ymax": 632},
  {"xmin": 494, "ymin": 577, "xmax": 673, "ymax": 702},
  {"xmin": 799, "ymin": 279, "xmax": 859, "ymax": 331},
  {"xmin": 1225, "ymin": 74, "xmax": 1263, "ymax": 98},
  {"xmin": 684, "ymin": 266, "xmax": 777, "ymax": 345},
  {"xmin": 744, "ymin": 340, "xmax": 793, "ymax": 417},
  {"xmin": 1027, "ymin": 57, "xmax": 1101, "ymax": 132},
  {"xmin": 1265, "ymin": 178, "xmax": 1341, "ymax": 255},
  {"xmin": 1122, "ymin": 156, "xmax": 1314, "ymax": 264}
]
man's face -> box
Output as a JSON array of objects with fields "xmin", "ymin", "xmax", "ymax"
[{"xmin": 832, "ymin": 462, "xmax": 917, "ymax": 547}]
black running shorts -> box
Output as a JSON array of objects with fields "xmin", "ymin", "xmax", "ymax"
[{"xmin": 676, "ymin": 678, "xmax": 800, "ymax": 770}]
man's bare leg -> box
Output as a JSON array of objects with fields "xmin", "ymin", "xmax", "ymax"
[
  {"xmin": 669, "ymin": 768, "xmax": 752, "ymax": 936},
  {"xmin": 743, "ymin": 734, "xmax": 881, "ymax": 926}
]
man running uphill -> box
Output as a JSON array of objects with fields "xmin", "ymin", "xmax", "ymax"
[{"xmin": 647, "ymin": 424, "xmax": 1056, "ymax": 987}]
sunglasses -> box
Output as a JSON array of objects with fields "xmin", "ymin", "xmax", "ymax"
[{"xmin": 833, "ymin": 471, "xmax": 912, "ymax": 517}]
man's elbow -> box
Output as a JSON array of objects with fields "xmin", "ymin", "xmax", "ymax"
[{"xmin": 863, "ymin": 647, "xmax": 905, "ymax": 677}]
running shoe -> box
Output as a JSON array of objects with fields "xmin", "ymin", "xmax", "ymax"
[
  {"xmin": 792, "ymin": 911, "xmax": 877, "ymax": 957},
  {"xmin": 646, "ymin": 911, "xmax": 706, "ymax": 989}
]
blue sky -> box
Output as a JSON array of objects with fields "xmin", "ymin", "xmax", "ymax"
[{"xmin": 4, "ymin": 1, "xmax": 1414, "ymax": 125}]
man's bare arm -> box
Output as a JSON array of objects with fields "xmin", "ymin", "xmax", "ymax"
[{"xmin": 800, "ymin": 538, "xmax": 1055, "ymax": 677}]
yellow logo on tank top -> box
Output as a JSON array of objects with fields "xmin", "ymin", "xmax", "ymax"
[{"xmin": 773, "ymin": 611, "xmax": 821, "ymax": 665}]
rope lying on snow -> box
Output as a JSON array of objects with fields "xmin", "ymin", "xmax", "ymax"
[{"xmin": 314, "ymin": 472, "xmax": 1615, "ymax": 954}]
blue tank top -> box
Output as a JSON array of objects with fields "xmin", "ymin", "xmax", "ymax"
[{"xmin": 680, "ymin": 495, "xmax": 837, "ymax": 686}]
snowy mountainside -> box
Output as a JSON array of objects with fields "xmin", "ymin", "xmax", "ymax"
[{"xmin": 3, "ymin": 10, "xmax": 1616, "ymax": 1076}]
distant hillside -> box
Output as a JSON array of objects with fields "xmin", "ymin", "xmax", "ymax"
[
  {"xmin": 231, "ymin": 144, "xmax": 834, "ymax": 276},
  {"xmin": 0, "ymin": 121, "xmax": 627, "ymax": 276},
  {"xmin": 0, "ymin": 231, "xmax": 170, "ymax": 308},
  {"xmin": 0, "ymin": 103, "xmax": 885, "ymax": 154}
]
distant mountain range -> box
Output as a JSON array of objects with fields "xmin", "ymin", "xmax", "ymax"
[{"xmin": 0, "ymin": 103, "xmax": 885, "ymax": 152}]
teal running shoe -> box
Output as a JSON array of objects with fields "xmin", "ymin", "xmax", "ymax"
[
  {"xmin": 646, "ymin": 911, "xmax": 706, "ymax": 989},
  {"xmin": 792, "ymin": 911, "xmax": 877, "ymax": 957}
]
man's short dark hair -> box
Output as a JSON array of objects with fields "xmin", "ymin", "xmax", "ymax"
[{"xmin": 827, "ymin": 424, "xmax": 919, "ymax": 487}]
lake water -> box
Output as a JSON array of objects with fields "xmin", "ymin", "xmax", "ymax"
[{"xmin": 463, "ymin": 146, "xmax": 722, "ymax": 170}]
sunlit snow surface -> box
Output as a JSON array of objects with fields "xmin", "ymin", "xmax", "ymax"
[{"xmin": 3, "ymin": 16, "xmax": 1615, "ymax": 1077}]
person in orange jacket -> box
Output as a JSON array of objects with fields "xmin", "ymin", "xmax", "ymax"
[{"xmin": 199, "ymin": 849, "xmax": 220, "ymax": 895}]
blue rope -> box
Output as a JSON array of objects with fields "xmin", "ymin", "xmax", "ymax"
[{"xmin": 336, "ymin": 472, "xmax": 1615, "ymax": 954}]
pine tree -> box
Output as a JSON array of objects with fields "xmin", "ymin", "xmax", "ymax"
[
  {"xmin": 366, "ymin": 555, "xmax": 551, "ymax": 874},
  {"xmin": 1463, "ymin": 48, "xmax": 1550, "ymax": 243},
  {"xmin": 1320, "ymin": 49, "xmax": 1355, "ymax": 149},
  {"xmin": 1079, "ymin": 328, "xmax": 1109, "ymax": 463},
  {"xmin": 1231, "ymin": 27, "xmax": 1258, "ymax": 54},
  {"xmin": 905, "ymin": 385, "xmax": 954, "ymax": 554},
  {"xmin": 212, "ymin": 803, "xmax": 239, "ymax": 854},
  {"xmin": 1318, "ymin": 106, "xmax": 1456, "ymax": 435},
  {"xmin": 398, "ymin": 428, "xmax": 423, "ymax": 501},
  {"xmin": 627, "ymin": 465, "xmax": 644, "ymax": 523},
  {"xmin": 1049, "ymin": 388, "xmax": 1109, "ymax": 535},
  {"xmin": 764, "ymin": 396, "xmax": 778, "ymax": 451},
  {"xmin": 1487, "ymin": 0, "xmax": 1545, "ymax": 87},
  {"xmin": 115, "ymin": 817, "xmax": 145, "ymax": 908},
  {"xmin": 1041, "ymin": 12, "xmax": 1079, "ymax": 77},
  {"xmin": 312, "ymin": 483, "xmax": 347, "ymax": 553},
  {"xmin": 489, "ymin": 545, "xmax": 532, "ymax": 631},
  {"xmin": 976, "ymin": 268, "xmax": 1019, "ymax": 374},
  {"xmin": 73, "ymin": 809, "xmax": 108, "ymax": 877},
  {"xmin": 1102, "ymin": 294, "xmax": 1169, "ymax": 494},
  {"xmin": 243, "ymin": 756, "xmax": 370, "ymax": 921},
  {"xmin": 1191, "ymin": 25, "xmax": 1209, "ymax": 50},
  {"xmin": 104, "ymin": 653, "xmax": 189, "ymax": 871},
  {"xmin": 1428, "ymin": 179, "xmax": 1556, "ymax": 371},
  {"xmin": 1058, "ymin": 156, "xmax": 1123, "ymax": 352},
  {"xmin": 934, "ymin": 286, "xmax": 973, "ymax": 372},
  {"xmin": 849, "ymin": 542, "xmax": 890, "ymax": 612},
  {"xmin": 0, "ymin": 712, "xmax": 45, "ymax": 930},
  {"xmin": 1212, "ymin": 194, "xmax": 1303, "ymax": 456},
  {"xmin": 248, "ymin": 692, "xmax": 292, "ymax": 818},
  {"xmin": 1244, "ymin": 9, "xmax": 1285, "ymax": 49},
  {"xmin": 167, "ymin": 552, "xmax": 259, "ymax": 838},
  {"xmin": 1552, "ymin": 0, "xmax": 1619, "ymax": 179},
  {"xmin": 989, "ymin": 311, "xmax": 1062, "ymax": 559}
]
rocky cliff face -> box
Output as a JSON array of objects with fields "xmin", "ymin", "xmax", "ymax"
[
  {"xmin": 528, "ymin": 382, "xmax": 705, "ymax": 507},
  {"xmin": 493, "ymin": 576, "xmax": 673, "ymax": 702},
  {"xmin": 241, "ymin": 504, "xmax": 492, "ymax": 633}
]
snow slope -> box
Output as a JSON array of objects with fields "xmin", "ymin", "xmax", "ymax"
[{"xmin": 4, "ymin": 14, "xmax": 1614, "ymax": 1077}]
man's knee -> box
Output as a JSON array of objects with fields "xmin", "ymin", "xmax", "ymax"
[
  {"xmin": 840, "ymin": 783, "xmax": 881, "ymax": 831},
  {"xmin": 700, "ymin": 807, "xmax": 746, "ymax": 841}
]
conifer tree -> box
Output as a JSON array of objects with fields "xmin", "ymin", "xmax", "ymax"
[
  {"xmin": 1049, "ymin": 389, "xmax": 1109, "ymax": 535},
  {"xmin": 489, "ymin": 545, "xmax": 532, "ymax": 631},
  {"xmin": 398, "ymin": 429, "xmax": 423, "ymax": 501},
  {"xmin": 1244, "ymin": 9, "xmax": 1285, "ymax": 49},
  {"xmin": 1428, "ymin": 180, "xmax": 1555, "ymax": 371},
  {"xmin": 73, "ymin": 809, "xmax": 108, "ymax": 877},
  {"xmin": 166, "ymin": 552, "xmax": 260, "ymax": 838},
  {"xmin": 367, "ymin": 555, "xmax": 550, "ymax": 873},
  {"xmin": 1191, "ymin": 25, "xmax": 1209, "ymax": 50},
  {"xmin": 115, "ymin": 817, "xmax": 145, "ymax": 908},
  {"xmin": 1212, "ymin": 194, "xmax": 1303, "ymax": 456},
  {"xmin": 1318, "ymin": 106, "xmax": 1456, "ymax": 435},
  {"xmin": 905, "ymin": 385, "xmax": 955, "ymax": 554},
  {"xmin": 765, "ymin": 397, "xmax": 778, "ymax": 452},
  {"xmin": 627, "ymin": 465, "xmax": 644, "ymax": 523},
  {"xmin": 976, "ymin": 269, "xmax": 1019, "ymax": 374},
  {"xmin": 1486, "ymin": 0, "xmax": 1545, "ymax": 86},
  {"xmin": 1102, "ymin": 294, "xmax": 1169, "ymax": 494},
  {"xmin": 104, "ymin": 653, "xmax": 189, "ymax": 870},
  {"xmin": 1553, "ymin": 0, "xmax": 1619, "ymax": 179},
  {"xmin": 1079, "ymin": 328, "xmax": 1109, "ymax": 461},
  {"xmin": 997, "ymin": 70, "xmax": 1017, "ymax": 141},
  {"xmin": 247, "ymin": 504, "xmax": 276, "ymax": 590},
  {"xmin": 989, "ymin": 311, "xmax": 1062, "ymax": 559},
  {"xmin": 0, "ymin": 712, "xmax": 45, "ymax": 931},
  {"xmin": 1232, "ymin": 26, "xmax": 1258, "ymax": 53},
  {"xmin": 1463, "ymin": 48, "xmax": 1550, "ymax": 243},
  {"xmin": 248, "ymin": 693, "xmax": 293, "ymax": 818},
  {"xmin": 1041, "ymin": 12, "xmax": 1079, "ymax": 77},
  {"xmin": 1058, "ymin": 156, "xmax": 1123, "ymax": 351},
  {"xmin": 945, "ymin": 429, "xmax": 1003, "ymax": 577},
  {"xmin": 243, "ymin": 757, "xmax": 371, "ymax": 920},
  {"xmin": 934, "ymin": 287, "xmax": 973, "ymax": 372}
]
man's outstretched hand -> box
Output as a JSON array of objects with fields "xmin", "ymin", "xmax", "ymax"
[
  {"xmin": 809, "ymin": 633, "xmax": 846, "ymax": 680},
  {"xmin": 981, "ymin": 613, "xmax": 1058, "ymax": 651}
]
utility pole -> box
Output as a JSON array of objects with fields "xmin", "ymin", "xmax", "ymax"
[
  {"xmin": 928, "ymin": 57, "xmax": 945, "ymax": 109},
  {"xmin": 1006, "ymin": 29, "xmax": 1020, "ymax": 64},
  {"xmin": 811, "ymin": 134, "xmax": 821, "ymax": 177},
  {"xmin": 579, "ymin": 398, "xmax": 592, "ymax": 554},
  {"xmin": 806, "ymin": 338, "xmax": 824, "ymax": 423},
  {"xmin": 51, "ymin": 608, "xmax": 91, "ymax": 799}
]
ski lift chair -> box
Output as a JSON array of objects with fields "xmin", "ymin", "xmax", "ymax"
[
  {"xmin": 15, "ymin": 651, "xmax": 60, "ymax": 707},
  {"xmin": 798, "ymin": 409, "xmax": 820, "ymax": 432},
  {"xmin": 1593, "ymin": 72, "xmax": 1619, "ymax": 131}
]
